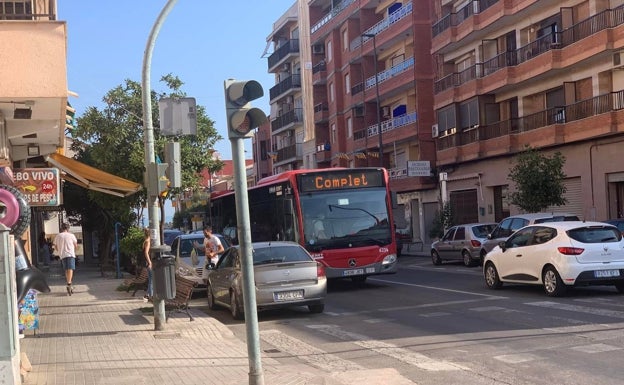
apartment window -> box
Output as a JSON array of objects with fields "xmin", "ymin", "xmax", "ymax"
[
  {"xmin": 437, "ymin": 105, "xmax": 457, "ymax": 132},
  {"xmin": 459, "ymin": 98, "xmax": 479, "ymax": 129},
  {"xmin": 331, "ymin": 123, "xmax": 337, "ymax": 143},
  {"xmin": 344, "ymin": 73, "xmax": 350, "ymax": 94},
  {"xmin": 327, "ymin": 40, "xmax": 333, "ymax": 62},
  {"xmin": 342, "ymin": 29, "xmax": 348, "ymax": 50},
  {"xmin": 330, "ymin": 82, "xmax": 335, "ymax": 102},
  {"xmin": 347, "ymin": 117, "xmax": 353, "ymax": 138}
]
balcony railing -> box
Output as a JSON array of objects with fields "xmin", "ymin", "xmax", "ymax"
[
  {"xmin": 351, "ymin": 2, "xmax": 413, "ymax": 50},
  {"xmin": 432, "ymin": 0, "xmax": 499, "ymax": 37},
  {"xmin": 311, "ymin": 0, "xmax": 355, "ymax": 34},
  {"xmin": 437, "ymin": 89, "xmax": 624, "ymax": 150},
  {"xmin": 435, "ymin": 4, "xmax": 624, "ymax": 94},
  {"xmin": 0, "ymin": 0, "xmax": 56, "ymax": 20},
  {"xmin": 269, "ymin": 74, "xmax": 302, "ymax": 100},
  {"xmin": 271, "ymin": 109, "xmax": 303, "ymax": 132},
  {"xmin": 267, "ymin": 39, "xmax": 300, "ymax": 70},
  {"xmin": 365, "ymin": 57, "xmax": 414, "ymax": 89},
  {"xmin": 364, "ymin": 112, "xmax": 418, "ymax": 137},
  {"xmin": 312, "ymin": 61, "xmax": 326, "ymax": 74}
]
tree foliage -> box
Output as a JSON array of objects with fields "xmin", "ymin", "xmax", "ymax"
[
  {"xmin": 508, "ymin": 146, "xmax": 567, "ymax": 213},
  {"xmin": 428, "ymin": 201, "xmax": 453, "ymax": 239},
  {"xmin": 64, "ymin": 74, "xmax": 223, "ymax": 267}
]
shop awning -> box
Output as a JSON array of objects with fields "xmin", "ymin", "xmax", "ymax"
[{"xmin": 45, "ymin": 153, "xmax": 143, "ymax": 197}]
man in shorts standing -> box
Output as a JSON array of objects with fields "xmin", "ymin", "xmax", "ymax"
[
  {"xmin": 54, "ymin": 223, "xmax": 78, "ymax": 295},
  {"xmin": 193, "ymin": 226, "xmax": 224, "ymax": 268}
]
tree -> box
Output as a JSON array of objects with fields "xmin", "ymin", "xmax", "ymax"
[
  {"xmin": 64, "ymin": 74, "xmax": 223, "ymax": 267},
  {"xmin": 508, "ymin": 146, "xmax": 567, "ymax": 213},
  {"xmin": 428, "ymin": 201, "xmax": 453, "ymax": 239}
]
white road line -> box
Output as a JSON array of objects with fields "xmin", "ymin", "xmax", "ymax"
[
  {"xmin": 526, "ymin": 301, "xmax": 624, "ymax": 319},
  {"xmin": 571, "ymin": 344, "xmax": 621, "ymax": 353},
  {"xmin": 370, "ymin": 277, "xmax": 508, "ymax": 299},
  {"xmin": 260, "ymin": 329, "xmax": 363, "ymax": 372},
  {"xmin": 493, "ymin": 353, "xmax": 539, "ymax": 364},
  {"xmin": 307, "ymin": 325, "xmax": 469, "ymax": 372}
]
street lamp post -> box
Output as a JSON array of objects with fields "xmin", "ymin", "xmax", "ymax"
[{"xmin": 363, "ymin": 33, "xmax": 383, "ymax": 167}]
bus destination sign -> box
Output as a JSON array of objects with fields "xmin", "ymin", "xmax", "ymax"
[{"xmin": 298, "ymin": 169, "xmax": 384, "ymax": 192}]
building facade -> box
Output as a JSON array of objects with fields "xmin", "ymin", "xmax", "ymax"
[
  {"xmin": 265, "ymin": 0, "xmax": 439, "ymax": 243},
  {"xmin": 432, "ymin": 0, "xmax": 624, "ymax": 224}
]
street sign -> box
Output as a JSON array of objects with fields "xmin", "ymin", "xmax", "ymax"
[
  {"xmin": 158, "ymin": 97, "xmax": 197, "ymax": 136},
  {"xmin": 407, "ymin": 161, "xmax": 430, "ymax": 177}
]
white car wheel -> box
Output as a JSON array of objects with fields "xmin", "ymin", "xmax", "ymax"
[
  {"xmin": 484, "ymin": 262, "xmax": 502, "ymax": 289},
  {"xmin": 542, "ymin": 267, "xmax": 566, "ymax": 297}
]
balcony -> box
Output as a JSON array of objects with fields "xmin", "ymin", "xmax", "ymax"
[
  {"xmin": 363, "ymin": 112, "xmax": 418, "ymax": 139},
  {"xmin": 435, "ymin": 5, "xmax": 624, "ymax": 96},
  {"xmin": 315, "ymin": 142, "xmax": 331, "ymax": 163},
  {"xmin": 269, "ymin": 74, "xmax": 302, "ymax": 102},
  {"xmin": 310, "ymin": 0, "xmax": 355, "ymax": 35},
  {"xmin": 365, "ymin": 57, "xmax": 414, "ymax": 90},
  {"xmin": 271, "ymin": 108, "xmax": 303, "ymax": 133},
  {"xmin": 431, "ymin": 0, "xmax": 500, "ymax": 37},
  {"xmin": 267, "ymin": 39, "xmax": 300, "ymax": 72},
  {"xmin": 314, "ymin": 103, "xmax": 329, "ymax": 122},
  {"xmin": 312, "ymin": 61, "xmax": 327, "ymax": 85},
  {"xmin": 274, "ymin": 143, "xmax": 303, "ymax": 165},
  {"xmin": 436, "ymin": 90, "xmax": 624, "ymax": 163},
  {"xmin": 0, "ymin": 1, "xmax": 56, "ymax": 20},
  {"xmin": 350, "ymin": 2, "xmax": 413, "ymax": 51}
]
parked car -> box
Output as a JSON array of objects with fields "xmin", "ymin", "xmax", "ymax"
[
  {"xmin": 163, "ymin": 229, "xmax": 184, "ymax": 246},
  {"xmin": 169, "ymin": 233, "xmax": 229, "ymax": 287},
  {"xmin": 604, "ymin": 219, "xmax": 624, "ymax": 235},
  {"xmin": 431, "ymin": 222, "xmax": 498, "ymax": 266},
  {"xmin": 206, "ymin": 241, "xmax": 327, "ymax": 320},
  {"xmin": 479, "ymin": 212, "xmax": 580, "ymax": 263},
  {"xmin": 483, "ymin": 221, "xmax": 624, "ymax": 296}
]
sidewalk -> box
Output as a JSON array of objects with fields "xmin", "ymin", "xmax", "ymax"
[{"xmin": 19, "ymin": 262, "xmax": 348, "ymax": 385}]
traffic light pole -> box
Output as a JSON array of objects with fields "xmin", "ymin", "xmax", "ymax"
[{"xmin": 141, "ymin": 0, "xmax": 178, "ymax": 331}]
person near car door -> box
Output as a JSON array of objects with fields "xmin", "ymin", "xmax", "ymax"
[{"xmin": 193, "ymin": 226, "xmax": 224, "ymax": 268}]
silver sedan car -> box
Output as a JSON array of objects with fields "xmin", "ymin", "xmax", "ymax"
[
  {"xmin": 206, "ymin": 241, "xmax": 327, "ymax": 319},
  {"xmin": 431, "ymin": 223, "xmax": 497, "ymax": 266}
]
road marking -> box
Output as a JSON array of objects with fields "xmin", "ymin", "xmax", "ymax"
[
  {"xmin": 571, "ymin": 343, "xmax": 621, "ymax": 353},
  {"xmin": 363, "ymin": 318, "xmax": 392, "ymax": 324},
  {"xmin": 370, "ymin": 277, "xmax": 507, "ymax": 299},
  {"xmin": 494, "ymin": 353, "xmax": 538, "ymax": 363},
  {"xmin": 307, "ymin": 325, "xmax": 469, "ymax": 372},
  {"xmin": 260, "ymin": 329, "xmax": 363, "ymax": 372},
  {"xmin": 420, "ymin": 312, "xmax": 451, "ymax": 317},
  {"xmin": 526, "ymin": 301, "xmax": 624, "ymax": 319}
]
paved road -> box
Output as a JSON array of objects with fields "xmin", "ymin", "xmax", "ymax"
[{"xmin": 191, "ymin": 255, "xmax": 624, "ymax": 385}]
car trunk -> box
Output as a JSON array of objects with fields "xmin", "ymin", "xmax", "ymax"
[
  {"xmin": 254, "ymin": 261, "xmax": 319, "ymax": 289},
  {"xmin": 572, "ymin": 241, "xmax": 624, "ymax": 263}
]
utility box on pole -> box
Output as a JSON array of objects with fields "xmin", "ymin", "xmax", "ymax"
[{"xmin": 158, "ymin": 97, "xmax": 197, "ymax": 136}]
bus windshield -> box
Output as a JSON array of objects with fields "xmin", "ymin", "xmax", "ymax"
[{"xmin": 300, "ymin": 188, "xmax": 391, "ymax": 250}]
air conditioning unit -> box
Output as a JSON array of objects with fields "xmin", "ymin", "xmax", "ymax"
[
  {"xmin": 281, "ymin": 63, "xmax": 290, "ymax": 71},
  {"xmin": 312, "ymin": 44, "xmax": 325, "ymax": 54},
  {"xmin": 431, "ymin": 124, "xmax": 439, "ymax": 138},
  {"xmin": 354, "ymin": 106, "xmax": 365, "ymax": 117},
  {"xmin": 381, "ymin": 106, "xmax": 391, "ymax": 119},
  {"xmin": 448, "ymin": 127, "xmax": 457, "ymax": 135}
]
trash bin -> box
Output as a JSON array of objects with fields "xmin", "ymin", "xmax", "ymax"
[{"xmin": 151, "ymin": 245, "xmax": 176, "ymax": 300}]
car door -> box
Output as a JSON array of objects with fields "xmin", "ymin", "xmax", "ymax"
[
  {"xmin": 496, "ymin": 226, "xmax": 535, "ymax": 280},
  {"xmin": 437, "ymin": 227, "xmax": 457, "ymax": 259},
  {"xmin": 210, "ymin": 248, "xmax": 236, "ymax": 303},
  {"xmin": 450, "ymin": 226, "xmax": 467, "ymax": 260}
]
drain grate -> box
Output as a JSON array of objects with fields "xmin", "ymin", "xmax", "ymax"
[{"xmin": 153, "ymin": 332, "xmax": 181, "ymax": 339}]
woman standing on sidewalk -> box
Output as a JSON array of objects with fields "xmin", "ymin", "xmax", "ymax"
[
  {"xmin": 142, "ymin": 228, "xmax": 153, "ymax": 302},
  {"xmin": 53, "ymin": 223, "xmax": 78, "ymax": 295}
]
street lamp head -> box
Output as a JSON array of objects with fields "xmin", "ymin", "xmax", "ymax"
[{"xmin": 362, "ymin": 33, "xmax": 376, "ymax": 38}]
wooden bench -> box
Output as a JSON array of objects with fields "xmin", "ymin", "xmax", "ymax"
[
  {"xmin": 123, "ymin": 268, "xmax": 149, "ymax": 296},
  {"xmin": 165, "ymin": 275, "xmax": 197, "ymax": 322}
]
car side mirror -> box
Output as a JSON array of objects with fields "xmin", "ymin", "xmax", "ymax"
[
  {"xmin": 487, "ymin": 233, "xmax": 492, "ymax": 240},
  {"xmin": 498, "ymin": 241, "xmax": 507, "ymax": 252}
]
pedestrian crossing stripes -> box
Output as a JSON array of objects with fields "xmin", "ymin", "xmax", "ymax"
[{"xmin": 526, "ymin": 301, "xmax": 624, "ymax": 320}]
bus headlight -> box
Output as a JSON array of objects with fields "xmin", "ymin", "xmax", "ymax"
[{"xmin": 382, "ymin": 254, "xmax": 397, "ymax": 265}]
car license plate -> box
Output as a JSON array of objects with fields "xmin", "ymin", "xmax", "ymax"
[
  {"xmin": 274, "ymin": 290, "xmax": 304, "ymax": 302},
  {"xmin": 343, "ymin": 268, "xmax": 364, "ymax": 276},
  {"xmin": 594, "ymin": 269, "xmax": 621, "ymax": 278}
]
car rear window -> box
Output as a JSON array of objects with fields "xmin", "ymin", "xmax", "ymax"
[
  {"xmin": 566, "ymin": 226, "xmax": 621, "ymax": 243},
  {"xmin": 253, "ymin": 245, "xmax": 312, "ymax": 265},
  {"xmin": 535, "ymin": 215, "xmax": 579, "ymax": 223},
  {"xmin": 472, "ymin": 224, "xmax": 496, "ymax": 238}
]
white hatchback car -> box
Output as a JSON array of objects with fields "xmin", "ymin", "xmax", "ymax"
[{"xmin": 483, "ymin": 221, "xmax": 624, "ymax": 296}]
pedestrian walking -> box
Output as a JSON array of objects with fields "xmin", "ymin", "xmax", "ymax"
[
  {"xmin": 38, "ymin": 231, "xmax": 51, "ymax": 266},
  {"xmin": 53, "ymin": 223, "xmax": 78, "ymax": 295},
  {"xmin": 142, "ymin": 228, "xmax": 153, "ymax": 302},
  {"xmin": 193, "ymin": 225, "xmax": 224, "ymax": 269}
]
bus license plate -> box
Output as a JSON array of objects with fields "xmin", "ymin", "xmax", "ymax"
[
  {"xmin": 274, "ymin": 290, "xmax": 304, "ymax": 302},
  {"xmin": 343, "ymin": 269, "xmax": 364, "ymax": 276},
  {"xmin": 594, "ymin": 269, "xmax": 620, "ymax": 278}
]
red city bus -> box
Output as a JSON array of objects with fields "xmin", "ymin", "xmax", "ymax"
[{"xmin": 209, "ymin": 167, "xmax": 398, "ymax": 281}]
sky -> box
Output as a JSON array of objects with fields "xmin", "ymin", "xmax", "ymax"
[
  {"xmin": 61, "ymin": 0, "xmax": 296, "ymax": 222},
  {"xmin": 62, "ymin": 0, "xmax": 295, "ymax": 158}
]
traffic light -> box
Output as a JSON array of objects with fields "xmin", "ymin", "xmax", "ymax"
[
  {"xmin": 147, "ymin": 163, "xmax": 170, "ymax": 198},
  {"xmin": 66, "ymin": 102, "xmax": 76, "ymax": 133},
  {"xmin": 223, "ymin": 79, "xmax": 267, "ymax": 139}
]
